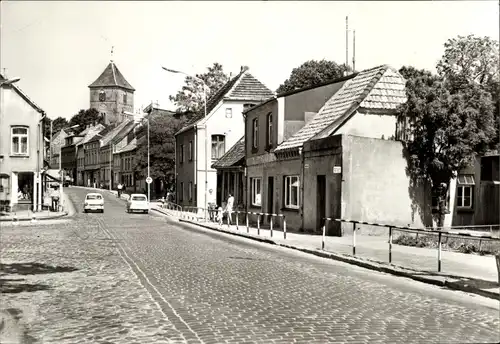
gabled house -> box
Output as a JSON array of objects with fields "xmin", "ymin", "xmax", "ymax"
[
  {"xmin": 76, "ymin": 124, "xmax": 105, "ymax": 186},
  {"xmin": 61, "ymin": 134, "xmax": 85, "ymax": 184},
  {"xmin": 0, "ymin": 74, "xmax": 46, "ymax": 212},
  {"xmin": 246, "ymin": 65, "xmax": 425, "ymax": 235},
  {"xmin": 50, "ymin": 127, "xmax": 76, "ymax": 169},
  {"xmin": 175, "ymin": 66, "xmax": 274, "ymax": 209}
]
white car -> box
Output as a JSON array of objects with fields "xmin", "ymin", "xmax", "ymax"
[
  {"xmin": 127, "ymin": 194, "xmax": 149, "ymax": 214},
  {"xmin": 84, "ymin": 193, "xmax": 104, "ymax": 213}
]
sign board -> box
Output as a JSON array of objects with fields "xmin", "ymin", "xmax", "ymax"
[
  {"xmin": 333, "ymin": 166, "xmax": 342, "ymax": 174},
  {"xmin": 146, "ymin": 177, "xmax": 152, "ymax": 184},
  {"xmin": 209, "ymin": 189, "xmax": 213, "ymax": 194},
  {"xmin": 304, "ymin": 164, "xmax": 310, "ymax": 169}
]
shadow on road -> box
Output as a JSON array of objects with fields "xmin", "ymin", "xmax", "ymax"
[{"xmin": 0, "ymin": 262, "xmax": 79, "ymax": 294}]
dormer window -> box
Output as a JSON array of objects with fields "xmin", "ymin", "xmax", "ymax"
[{"xmin": 99, "ymin": 90, "xmax": 106, "ymax": 101}]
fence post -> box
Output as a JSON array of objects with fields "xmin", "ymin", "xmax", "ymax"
[
  {"xmin": 388, "ymin": 226, "xmax": 393, "ymax": 264},
  {"xmin": 322, "ymin": 219, "xmax": 327, "ymax": 250},
  {"xmin": 257, "ymin": 214, "xmax": 260, "ymax": 235},
  {"xmin": 227, "ymin": 210, "xmax": 230, "ymax": 228},
  {"xmin": 283, "ymin": 216, "xmax": 287, "ymax": 239},
  {"xmin": 352, "ymin": 222, "xmax": 356, "ymax": 256},
  {"xmin": 438, "ymin": 231, "xmax": 442, "ymax": 272},
  {"xmin": 246, "ymin": 212, "xmax": 249, "ymax": 233},
  {"xmin": 236, "ymin": 211, "xmax": 239, "ymax": 230},
  {"xmin": 270, "ymin": 215, "xmax": 273, "ymax": 238}
]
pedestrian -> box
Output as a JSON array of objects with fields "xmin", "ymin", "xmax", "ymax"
[
  {"xmin": 117, "ymin": 183, "xmax": 123, "ymax": 198},
  {"xmin": 50, "ymin": 186, "xmax": 60, "ymax": 212},
  {"xmin": 226, "ymin": 193, "xmax": 234, "ymax": 226}
]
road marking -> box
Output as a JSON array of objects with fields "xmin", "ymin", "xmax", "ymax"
[{"xmin": 95, "ymin": 217, "xmax": 203, "ymax": 343}]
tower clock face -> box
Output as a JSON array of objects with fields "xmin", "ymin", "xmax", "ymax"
[{"xmin": 99, "ymin": 91, "xmax": 106, "ymax": 102}]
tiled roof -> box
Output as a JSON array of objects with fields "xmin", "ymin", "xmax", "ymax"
[
  {"xmin": 177, "ymin": 68, "xmax": 273, "ymax": 134},
  {"xmin": 211, "ymin": 137, "xmax": 245, "ymax": 169},
  {"xmin": 86, "ymin": 126, "xmax": 112, "ymax": 144},
  {"xmin": 116, "ymin": 137, "xmax": 138, "ymax": 154},
  {"xmin": 274, "ymin": 65, "xmax": 406, "ymax": 152},
  {"xmin": 79, "ymin": 124, "xmax": 106, "ymax": 145},
  {"xmin": 88, "ymin": 61, "xmax": 135, "ymax": 91},
  {"xmin": 101, "ymin": 120, "xmax": 134, "ymax": 147}
]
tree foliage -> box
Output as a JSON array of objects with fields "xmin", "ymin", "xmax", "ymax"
[
  {"xmin": 398, "ymin": 37, "xmax": 497, "ymax": 225},
  {"xmin": 43, "ymin": 116, "xmax": 68, "ymax": 138},
  {"xmin": 276, "ymin": 59, "xmax": 351, "ymax": 94},
  {"xmin": 169, "ymin": 62, "xmax": 230, "ymax": 115},
  {"xmin": 68, "ymin": 108, "xmax": 104, "ymax": 134},
  {"xmin": 134, "ymin": 112, "xmax": 188, "ymax": 192}
]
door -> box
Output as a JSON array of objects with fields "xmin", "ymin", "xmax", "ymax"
[
  {"xmin": 317, "ymin": 175, "xmax": 326, "ymax": 232},
  {"xmin": 267, "ymin": 176, "xmax": 274, "ymax": 222}
]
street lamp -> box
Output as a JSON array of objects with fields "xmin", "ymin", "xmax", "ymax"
[
  {"xmin": 0, "ymin": 77, "xmax": 21, "ymax": 86},
  {"xmin": 161, "ymin": 66, "xmax": 208, "ymax": 220}
]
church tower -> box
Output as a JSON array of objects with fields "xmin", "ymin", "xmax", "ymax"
[{"xmin": 88, "ymin": 60, "xmax": 135, "ymax": 125}]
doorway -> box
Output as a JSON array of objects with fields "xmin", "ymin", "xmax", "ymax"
[
  {"xmin": 317, "ymin": 175, "xmax": 326, "ymax": 232},
  {"xmin": 267, "ymin": 176, "xmax": 274, "ymax": 223}
]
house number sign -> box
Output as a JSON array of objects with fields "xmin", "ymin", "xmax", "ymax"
[{"xmin": 333, "ymin": 166, "xmax": 342, "ymax": 174}]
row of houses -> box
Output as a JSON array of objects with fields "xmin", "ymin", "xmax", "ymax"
[{"xmin": 175, "ymin": 65, "xmax": 499, "ymax": 235}]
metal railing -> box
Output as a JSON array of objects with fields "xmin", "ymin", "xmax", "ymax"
[
  {"xmin": 332, "ymin": 218, "xmax": 500, "ymax": 272},
  {"xmin": 160, "ymin": 201, "xmax": 182, "ymax": 217}
]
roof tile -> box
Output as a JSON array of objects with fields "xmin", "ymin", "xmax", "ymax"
[
  {"xmin": 212, "ymin": 137, "xmax": 245, "ymax": 169},
  {"xmin": 88, "ymin": 62, "xmax": 135, "ymax": 91},
  {"xmin": 274, "ymin": 65, "xmax": 406, "ymax": 152}
]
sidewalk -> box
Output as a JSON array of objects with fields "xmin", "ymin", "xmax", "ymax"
[
  {"xmin": 152, "ymin": 206, "xmax": 500, "ymax": 300},
  {"xmin": 0, "ymin": 194, "xmax": 69, "ymax": 222}
]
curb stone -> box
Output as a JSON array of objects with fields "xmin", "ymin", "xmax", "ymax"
[
  {"xmin": 177, "ymin": 218, "xmax": 500, "ymax": 301},
  {"xmin": 0, "ymin": 212, "xmax": 68, "ymax": 222}
]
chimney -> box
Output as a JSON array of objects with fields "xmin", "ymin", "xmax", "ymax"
[{"xmin": 240, "ymin": 65, "xmax": 249, "ymax": 73}]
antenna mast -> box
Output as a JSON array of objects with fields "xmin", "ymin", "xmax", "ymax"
[
  {"xmin": 346, "ymin": 16, "xmax": 349, "ymax": 75},
  {"xmin": 352, "ymin": 30, "xmax": 356, "ymax": 73}
]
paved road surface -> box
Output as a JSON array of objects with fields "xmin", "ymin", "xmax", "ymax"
[{"xmin": 2, "ymin": 187, "xmax": 499, "ymax": 344}]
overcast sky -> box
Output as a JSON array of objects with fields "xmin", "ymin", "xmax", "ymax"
[{"xmin": 1, "ymin": 1, "xmax": 498, "ymax": 120}]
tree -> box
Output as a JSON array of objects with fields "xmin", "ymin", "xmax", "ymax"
[
  {"xmin": 169, "ymin": 62, "xmax": 230, "ymax": 115},
  {"xmin": 133, "ymin": 113, "xmax": 188, "ymax": 195},
  {"xmin": 276, "ymin": 59, "xmax": 351, "ymax": 94},
  {"xmin": 437, "ymin": 35, "xmax": 499, "ymax": 90},
  {"xmin": 397, "ymin": 66, "xmax": 496, "ymax": 227},
  {"xmin": 68, "ymin": 108, "xmax": 104, "ymax": 134},
  {"xmin": 43, "ymin": 116, "xmax": 68, "ymax": 138}
]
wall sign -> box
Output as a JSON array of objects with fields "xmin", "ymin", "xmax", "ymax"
[
  {"xmin": 304, "ymin": 164, "xmax": 309, "ymax": 169},
  {"xmin": 333, "ymin": 166, "xmax": 342, "ymax": 174}
]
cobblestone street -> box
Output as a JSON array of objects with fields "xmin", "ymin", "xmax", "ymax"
[{"xmin": 1, "ymin": 188, "xmax": 499, "ymax": 343}]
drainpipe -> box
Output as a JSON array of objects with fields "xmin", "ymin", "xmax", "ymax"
[
  {"xmin": 36, "ymin": 111, "xmax": 46, "ymax": 212},
  {"xmin": 243, "ymin": 112, "xmax": 248, "ymax": 217},
  {"xmin": 300, "ymin": 146, "xmax": 305, "ymax": 231},
  {"xmin": 194, "ymin": 125, "xmax": 198, "ymax": 205}
]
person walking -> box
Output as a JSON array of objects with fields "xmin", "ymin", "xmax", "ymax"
[
  {"xmin": 226, "ymin": 193, "xmax": 234, "ymax": 226},
  {"xmin": 117, "ymin": 183, "xmax": 123, "ymax": 198}
]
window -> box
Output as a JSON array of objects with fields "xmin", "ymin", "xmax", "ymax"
[
  {"xmin": 251, "ymin": 177, "xmax": 262, "ymax": 206},
  {"xmin": 180, "ymin": 182, "xmax": 184, "ymax": 201},
  {"xmin": 11, "ymin": 126, "xmax": 29, "ymax": 155},
  {"xmin": 456, "ymin": 174, "xmax": 475, "ymax": 208},
  {"xmin": 225, "ymin": 108, "xmax": 233, "ymax": 118},
  {"xmin": 189, "ymin": 141, "xmax": 193, "ymax": 161},
  {"xmin": 481, "ymin": 156, "xmax": 500, "ymax": 181},
  {"xmin": 123, "ymin": 93, "xmax": 127, "ymax": 104},
  {"xmin": 180, "ymin": 144, "xmax": 184, "ymax": 163},
  {"xmin": 284, "ymin": 175, "xmax": 300, "ymax": 208},
  {"xmin": 99, "ymin": 90, "xmax": 106, "ymax": 101},
  {"xmin": 188, "ymin": 182, "xmax": 193, "ymax": 201},
  {"xmin": 266, "ymin": 113, "xmax": 273, "ymax": 147},
  {"xmin": 252, "ymin": 118, "xmax": 259, "ymax": 149},
  {"xmin": 211, "ymin": 135, "xmax": 225, "ymax": 159}
]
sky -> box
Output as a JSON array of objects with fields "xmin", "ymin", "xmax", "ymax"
[{"xmin": 1, "ymin": 1, "xmax": 498, "ymax": 120}]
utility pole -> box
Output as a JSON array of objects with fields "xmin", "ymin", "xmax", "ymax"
[
  {"xmin": 352, "ymin": 30, "xmax": 356, "ymax": 73},
  {"xmin": 147, "ymin": 102, "xmax": 150, "ymax": 202},
  {"xmin": 50, "ymin": 120, "xmax": 53, "ymax": 166},
  {"xmin": 346, "ymin": 16, "xmax": 349, "ymax": 74}
]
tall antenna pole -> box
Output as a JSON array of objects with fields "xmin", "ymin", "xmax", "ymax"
[
  {"xmin": 352, "ymin": 30, "xmax": 356, "ymax": 73},
  {"xmin": 346, "ymin": 16, "xmax": 349, "ymax": 75}
]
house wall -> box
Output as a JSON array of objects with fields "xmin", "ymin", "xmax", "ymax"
[
  {"xmin": 0, "ymin": 86, "xmax": 44, "ymax": 207},
  {"xmin": 334, "ymin": 110, "xmax": 398, "ymax": 139},
  {"xmin": 245, "ymin": 100, "xmax": 279, "ymax": 158},
  {"xmin": 342, "ymin": 135, "xmax": 429, "ymax": 231},
  {"xmin": 77, "ymin": 145, "xmax": 85, "ymax": 185},
  {"xmin": 176, "ymin": 128, "xmax": 196, "ymax": 207},
  {"xmin": 195, "ymin": 100, "xmax": 247, "ymax": 209}
]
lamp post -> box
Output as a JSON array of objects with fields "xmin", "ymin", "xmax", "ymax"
[
  {"xmin": 0, "ymin": 77, "xmax": 21, "ymax": 86},
  {"xmin": 161, "ymin": 66, "xmax": 208, "ymax": 220}
]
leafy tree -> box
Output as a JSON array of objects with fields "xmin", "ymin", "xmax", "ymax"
[
  {"xmin": 398, "ymin": 67, "xmax": 496, "ymax": 227},
  {"xmin": 169, "ymin": 62, "xmax": 230, "ymax": 115},
  {"xmin": 276, "ymin": 59, "xmax": 351, "ymax": 94},
  {"xmin": 68, "ymin": 108, "xmax": 104, "ymax": 134},
  {"xmin": 437, "ymin": 35, "xmax": 499, "ymax": 90},
  {"xmin": 133, "ymin": 112, "xmax": 188, "ymax": 195},
  {"xmin": 43, "ymin": 116, "xmax": 68, "ymax": 138}
]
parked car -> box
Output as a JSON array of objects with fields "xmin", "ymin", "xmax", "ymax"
[
  {"xmin": 84, "ymin": 193, "xmax": 104, "ymax": 213},
  {"xmin": 126, "ymin": 194, "xmax": 149, "ymax": 214}
]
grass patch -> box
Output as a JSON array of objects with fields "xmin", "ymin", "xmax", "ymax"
[{"xmin": 393, "ymin": 232, "xmax": 500, "ymax": 255}]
